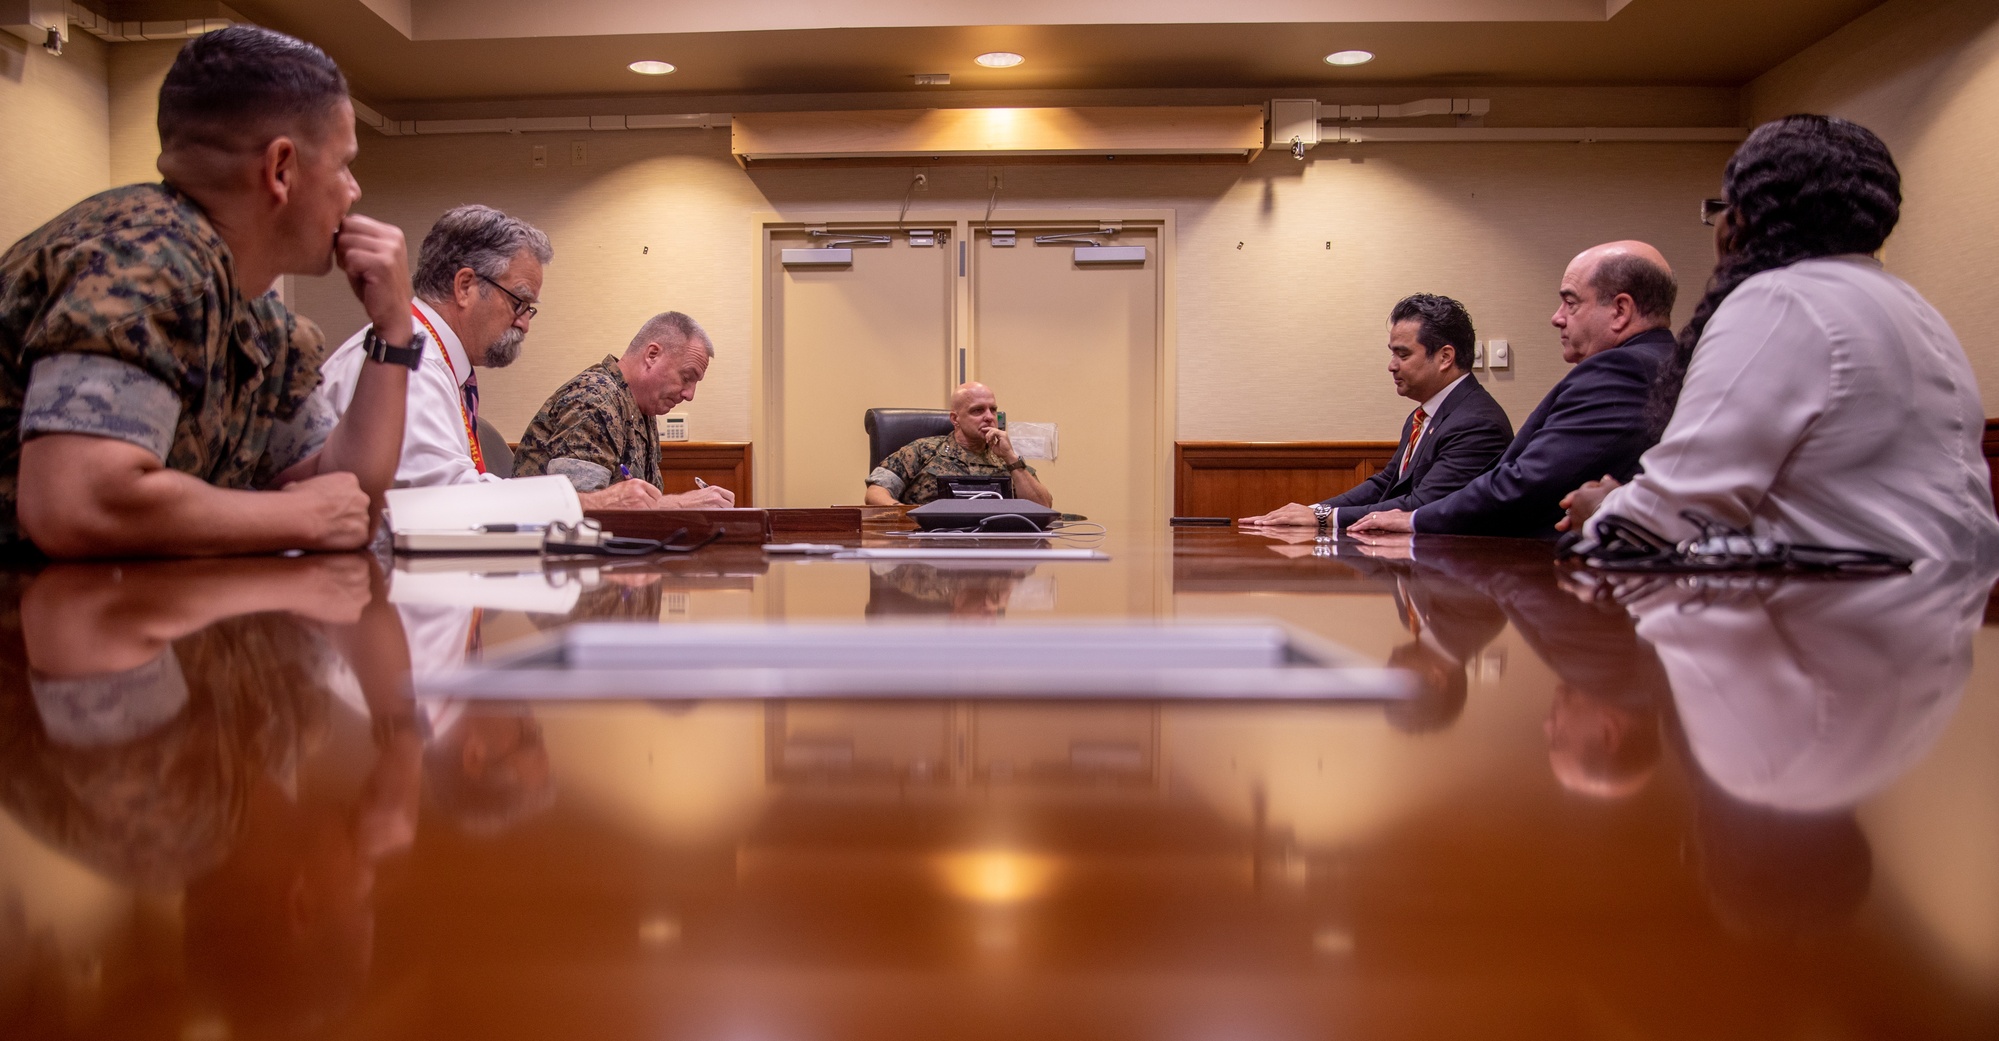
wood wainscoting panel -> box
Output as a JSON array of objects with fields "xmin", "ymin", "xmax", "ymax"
[
  {"xmin": 659, "ymin": 442, "xmax": 754, "ymax": 507},
  {"xmin": 1174, "ymin": 441, "xmax": 1398, "ymax": 519}
]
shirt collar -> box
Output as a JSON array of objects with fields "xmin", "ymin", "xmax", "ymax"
[
  {"xmin": 1419, "ymin": 372, "xmax": 1470, "ymax": 417},
  {"xmin": 414, "ymin": 298, "xmax": 473, "ymax": 387}
]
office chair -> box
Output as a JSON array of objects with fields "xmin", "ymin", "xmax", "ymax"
[
  {"xmin": 864, "ymin": 408, "xmax": 953, "ymax": 469},
  {"xmin": 475, "ymin": 415, "xmax": 515, "ymax": 479}
]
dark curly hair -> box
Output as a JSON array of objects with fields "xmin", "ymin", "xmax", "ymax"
[
  {"xmin": 1389, "ymin": 293, "xmax": 1476, "ymax": 367},
  {"xmin": 1650, "ymin": 115, "xmax": 1901, "ymax": 433}
]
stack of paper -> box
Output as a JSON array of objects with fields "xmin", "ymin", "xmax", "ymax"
[{"xmin": 386, "ymin": 475, "xmax": 583, "ymax": 553}]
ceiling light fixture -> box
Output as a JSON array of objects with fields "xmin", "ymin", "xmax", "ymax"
[
  {"xmin": 1324, "ymin": 50, "xmax": 1374, "ymax": 66},
  {"xmin": 975, "ymin": 51, "xmax": 1025, "ymax": 68},
  {"xmin": 628, "ymin": 60, "xmax": 676, "ymax": 75}
]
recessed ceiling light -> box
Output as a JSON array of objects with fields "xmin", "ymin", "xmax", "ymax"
[
  {"xmin": 628, "ymin": 60, "xmax": 676, "ymax": 75},
  {"xmin": 975, "ymin": 51, "xmax": 1025, "ymax": 69},
  {"xmin": 1324, "ymin": 50, "xmax": 1374, "ymax": 66}
]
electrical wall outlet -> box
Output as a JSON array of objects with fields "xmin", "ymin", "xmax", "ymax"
[
  {"xmin": 570, "ymin": 141, "xmax": 587, "ymax": 165},
  {"xmin": 1488, "ymin": 339, "xmax": 1510, "ymax": 369},
  {"xmin": 531, "ymin": 145, "xmax": 547, "ymax": 168}
]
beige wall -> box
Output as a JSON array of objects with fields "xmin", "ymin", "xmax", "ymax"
[
  {"xmin": 293, "ymin": 86, "xmax": 1734, "ymax": 445},
  {"xmin": 0, "ymin": 31, "xmax": 110, "ymax": 247},
  {"xmin": 106, "ymin": 39, "xmax": 182, "ymax": 187},
  {"xmin": 1750, "ymin": 0, "xmax": 1999, "ymax": 402}
]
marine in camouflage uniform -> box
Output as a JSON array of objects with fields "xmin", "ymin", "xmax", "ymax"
[
  {"xmin": 0, "ymin": 184, "xmax": 332, "ymax": 545},
  {"xmin": 867, "ymin": 433, "xmax": 1036, "ymax": 505},
  {"xmin": 511, "ymin": 355, "xmax": 660, "ymax": 491}
]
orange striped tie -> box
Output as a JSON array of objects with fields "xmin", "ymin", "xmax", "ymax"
[{"xmin": 1399, "ymin": 407, "xmax": 1428, "ymax": 477}]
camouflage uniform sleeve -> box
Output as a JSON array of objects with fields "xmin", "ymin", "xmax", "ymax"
[
  {"xmin": 21, "ymin": 354, "xmax": 180, "ymax": 459},
  {"xmin": 868, "ymin": 440, "xmax": 924, "ymax": 502},
  {"xmin": 29, "ymin": 649, "xmax": 189, "ymax": 748},
  {"xmin": 251, "ymin": 393, "xmax": 336, "ymax": 486},
  {"xmin": 26, "ymin": 233, "xmax": 215, "ymax": 391},
  {"xmin": 522, "ymin": 381, "xmax": 626, "ymax": 492}
]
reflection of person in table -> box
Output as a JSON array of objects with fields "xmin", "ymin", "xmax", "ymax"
[
  {"xmin": 1340, "ymin": 542, "xmax": 1507, "ymax": 733},
  {"xmin": 865, "ymin": 382, "xmax": 1054, "ymax": 507},
  {"xmin": 0, "ymin": 555, "xmax": 418, "ymax": 1035},
  {"xmin": 1624, "ymin": 560, "xmax": 1992, "ymax": 936},
  {"xmin": 866, "ymin": 562, "xmax": 1037, "ymax": 618}
]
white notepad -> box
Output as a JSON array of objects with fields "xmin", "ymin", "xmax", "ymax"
[{"xmin": 386, "ymin": 475, "xmax": 583, "ymax": 554}]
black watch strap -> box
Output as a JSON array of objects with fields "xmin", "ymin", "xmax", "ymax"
[
  {"xmin": 1005, "ymin": 458, "xmax": 1028, "ymax": 471},
  {"xmin": 365, "ymin": 327, "xmax": 426, "ymax": 370}
]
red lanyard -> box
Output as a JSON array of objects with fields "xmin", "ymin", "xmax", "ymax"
[{"xmin": 411, "ymin": 306, "xmax": 486, "ymax": 474}]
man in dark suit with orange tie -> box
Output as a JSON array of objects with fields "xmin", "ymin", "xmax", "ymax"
[
  {"xmin": 1241, "ymin": 294, "xmax": 1513, "ymax": 535},
  {"xmin": 1349, "ymin": 242, "xmax": 1677, "ymax": 540}
]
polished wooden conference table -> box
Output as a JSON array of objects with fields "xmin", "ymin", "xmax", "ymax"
[{"xmin": 2, "ymin": 526, "xmax": 1996, "ymax": 1040}]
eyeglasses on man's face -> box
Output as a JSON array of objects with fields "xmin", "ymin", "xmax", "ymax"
[
  {"xmin": 477, "ymin": 272, "xmax": 538, "ymax": 319},
  {"xmin": 1701, "ymin": 198, "xmax": 1729, "ymax": 227}
]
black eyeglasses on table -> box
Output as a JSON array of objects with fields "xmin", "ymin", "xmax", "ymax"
[{"xmin": 477, "ymin": 272, "xmax": 538, "ymax": 319}]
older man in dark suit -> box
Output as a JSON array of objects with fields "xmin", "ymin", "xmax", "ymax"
[
  {"xmin": 1350, "ymin": 242, "xmax": 1677, "ymax": 539},
  {"xmin": 1240, "ymin": 293, "xmax": 1513, "ymax": 535}
]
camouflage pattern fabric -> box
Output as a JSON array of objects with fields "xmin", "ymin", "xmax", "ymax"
[
  {"xmin": 511, "ymin": 355, "xmax": 660, "ymax": 491},
  {"xmin": 0, "ymin": 184, "xmax": 329, "ymax": 544},
  {"xmin": 867, "ymin": 433, "xmax": 1035, "ymax": 505}
]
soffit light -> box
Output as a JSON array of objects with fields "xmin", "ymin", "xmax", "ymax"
[
  {"xmin": 628, "ymin": 60, "xmax": 676, "ymax": 75},
  {"xmin": 1324, "ymin": 50, "xmax": 1375, "ymax": 66},
  {"xmin": 975, "ymin": 51, "xmax": 1026, "ymax": 68}
]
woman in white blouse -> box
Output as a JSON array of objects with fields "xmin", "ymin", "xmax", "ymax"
[{"xmin": 1564, "ymin": 115, "xmax": 1999, "ymax": 562}]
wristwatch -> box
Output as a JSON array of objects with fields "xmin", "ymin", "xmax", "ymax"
[
  {"xmin": 364, "ymin": 327, "xmax": 427, "ymax": 370},
  {"xmin": 1005, "ymin": 458, "xmax": 1029, "ymax": 471},
  {"xmin": 1311, "ymin": 502, "xmax": 1334, "ymax": 535}
]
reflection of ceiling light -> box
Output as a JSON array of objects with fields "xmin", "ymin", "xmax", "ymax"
[
  {"xmin": 975, "ymin": 51, "xmax": 1026, "ymax": 68},
  {"xmin": 628, "ymin": 60, "xmax": 676, "ymax": 75},
  {"xmin": 1324, "ymin": 50, "xmax": 1375, "ymax": 66},
  {"xmin": 937, "ymin": 850, "xmax": 1058, "ymax": 904}
]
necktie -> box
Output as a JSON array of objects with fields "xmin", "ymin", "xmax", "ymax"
[
  {"xmin": 1399, "ymin": 407, "xmax": 1428, "ymax": 477},
  {"xmin": 462, "ymin": 369, "xmax": 480, "ymax": 427}
]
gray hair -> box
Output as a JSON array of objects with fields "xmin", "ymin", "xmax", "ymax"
[
  {"xmin": 412, "ymin": 205, "xmax": 554, "ymax": 302},
  {"xmin": 626, "ymin": 311, "xmax": 714, "ymax": 359}
]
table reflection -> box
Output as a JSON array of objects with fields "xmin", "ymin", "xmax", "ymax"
[{"xmin": 0, "ymin": 536, "xmax": 1994, "ymax": 1040}]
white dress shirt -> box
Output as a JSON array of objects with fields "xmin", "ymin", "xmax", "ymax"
[
  {"xmin": 1589, "ymin": 256, "xmax": 1999, "ymax": 561},
  {"xmin": 316, "ymin": 298, "xmax": 501, "ymax": 487}
]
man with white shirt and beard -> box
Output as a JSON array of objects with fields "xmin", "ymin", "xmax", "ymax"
[{"xmin": 318, "ymin": 204, "xmax": 549, "ymax": 487}]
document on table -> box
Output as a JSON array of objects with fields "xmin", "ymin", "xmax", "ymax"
[{"xmin": 386, "ymin": 475, "xmax": 583, "ymax": 553}]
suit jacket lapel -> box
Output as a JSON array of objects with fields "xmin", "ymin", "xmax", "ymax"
[{"xmin": 1394, "ymin": 375, "xmax": 1479, "ymax": 489}]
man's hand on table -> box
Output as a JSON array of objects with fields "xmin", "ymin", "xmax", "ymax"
[
  {"xmin": 578, "ymin": 481, "xmax": 737, "ymax": 510},
  {"xmin": 662, "ymin": 485, "xmax": 736, "ymax": 509},
  {"xmin": 1346, "ymin": 509, "xmax": 1415, "ymax": 534},
  {"xmin": 279, "ymin": 471, "xmax": 375, "ymax": 550},
  {"xmin": 1557, "ymin": 475, "xmax": 1621, "ymax": 533},
  {"xmin": 579, "ymin": 479, "xmax": 664, "ymax": 509},
  {"xmin": 1238, "ymin": 502, "xmax": 1317, "ymax": 528}
]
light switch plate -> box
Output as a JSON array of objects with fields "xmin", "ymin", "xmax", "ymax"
[
  {"xmin": 1489, "ymin": 339, "xmax": 1510, "ymax": 369},
  {"xmin": 1472, "ymin": 341, "xmax": 1486, "ymax": 369}
]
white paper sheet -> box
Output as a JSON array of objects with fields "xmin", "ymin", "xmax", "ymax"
[
  {"xmin": 386, "ymin": 474, "xmax": 583, "ymax": 533},
  {"xmin": 1008, "ymin": 421, "xmax": 1057, "ymax": 460}
]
